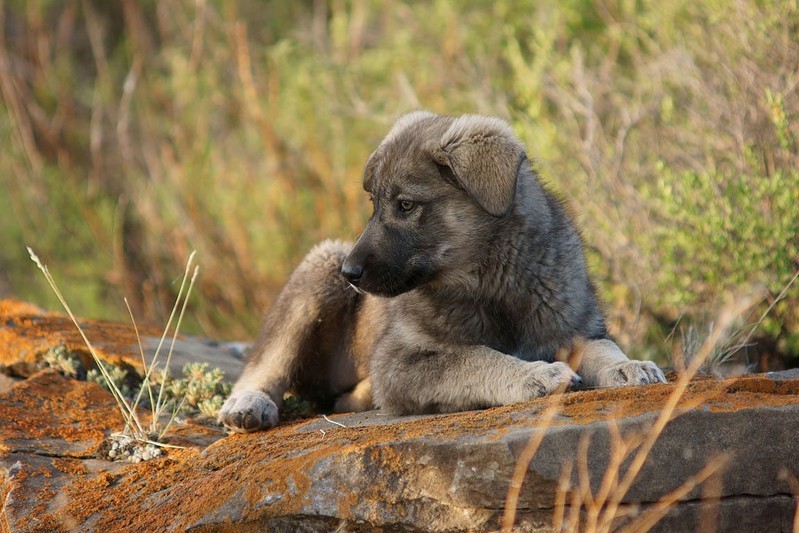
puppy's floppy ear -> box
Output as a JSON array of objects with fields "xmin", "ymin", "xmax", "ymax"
[{"xmin": 431, "ymin": 115, "xmax": 526, "ymax": 217}]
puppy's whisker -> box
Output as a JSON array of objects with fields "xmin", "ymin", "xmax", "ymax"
[{"xmin": 347, "ymin": 282, "xmax": 364, "ymax": 294}]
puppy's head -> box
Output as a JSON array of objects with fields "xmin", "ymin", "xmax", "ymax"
[{"xmin": 341, "ymin": 112, "xmax": 527, "ymax": 297}]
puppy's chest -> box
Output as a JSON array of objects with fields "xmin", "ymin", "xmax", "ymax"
[{"xmin": 420, "ymin": 299, "xmax": 534, "ymax": 353}]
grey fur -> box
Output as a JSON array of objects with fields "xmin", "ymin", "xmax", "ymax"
[{"xmin": 219, "ymin": 112, "xmax": 665, "ymax": 433}]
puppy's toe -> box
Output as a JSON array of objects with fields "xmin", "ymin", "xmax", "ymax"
[
  {"xmin": 524, "ymin": 361, "xmax": 581, "ymax": 397},
  {"xmin": 218, "ymin": 390, "xmax": 279, "ymax": 433},
  {"xmin": 641, "ymin": 361, "xmax": 667, "ymax": 384},
  {"xmin": 600, "ymin": 360, "xmax": 666, "ymax": 387}
]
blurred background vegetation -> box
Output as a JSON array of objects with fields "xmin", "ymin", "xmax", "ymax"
[{"xmin": 1, "ymin": 0, "xmax": 797, "ymax": 370}]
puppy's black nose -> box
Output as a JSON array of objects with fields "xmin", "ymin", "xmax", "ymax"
[{"xmin": 341, "ymin": 263, "xmax": 364, "ymax": 283}]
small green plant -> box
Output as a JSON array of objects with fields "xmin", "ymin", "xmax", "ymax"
[
  {"xmin": 154, "ymin": 362, "xmax": 232, "ymax": 418},
  {"xmin": 29, "ymin": 247, "xmax": 199, "ymax": 462},
  {"xmin": 40, "ymin": 344, "xmax": 82, "ymax": 378},
  {"xmin": 38, "ymin": 333, "xmax": 233, "ymax": 421},
  {"xmin": 281, "ymin": 395, "xmax": 314, "ymax": 422},
  {"xmin": 87, "ymin": 365, "xmax": 132, "ymax": 399}
]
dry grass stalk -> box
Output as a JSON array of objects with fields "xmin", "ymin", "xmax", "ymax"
[
  {"xmin": 552, "ymin": 462, "xmax": 574, "ymax": 531},
  {"xmin": 502, "ymin": 343, "xmax": 587, "ymax": 530},
  {"xmin": 28, "ymin": 247, "xmax": 146, "ymax": 436},
  {"xmin": 502, "ymin": 293, "xmax": 757, "ymax": 532},
  {"xmin": 28, "ymin": 247, "xmax": 197, "ymax": 449},
  {"xmin": 595, "ymin": 295, "xmax": 755, "ymax": 532},
  {"xmin": 618, "ymin": 454, "xmax": 731, "ymax": 533},
  {"xmin": 719, "ymin": 271, "xmax": 799, "ymax": 365},
  {"xmin": 777, "ymin": 468, "xmax": 799, "ymax": 533},
  {"xmin": 153, "ymin": 257, "xmax": 199, "ymax": 436},
  {"xmin": 501, "ymin": 391, "xmax": 567, "ymax": 531},
  {"xmin": 583, "ymin": 418, "xmax": 644, "ymax": 531},
  {"xmin": 697, "ymin": 457, "xmax": 726, "ymax": 533},
  {"xmin": 123, "ymin": 250, "xmax": 198, "ymax": 439}
]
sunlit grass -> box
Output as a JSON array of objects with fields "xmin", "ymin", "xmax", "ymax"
[{"xmin": 2, "ymin": 0, "xmax": 797, "ymax": 363}]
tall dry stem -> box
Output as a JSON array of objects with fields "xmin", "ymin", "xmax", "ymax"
[
  {"xmin": 583, "ymin": 418, "xmax": 644, "ymax": 531},
  {"xmin": 29, "ymin": 246, "xmax": 198, "ymax": 449},
  {"xmin": 28, "ymin": 247, "xmax": 145, "ymax": 436},
  {"xmin": 697, "ymin": 457, "xmax": 726, "ymax": 533},
  {"xmin": 553, "ymin": 463, "xmax": 574, "ymax": 531},
  {"xmin": 154, "ymin": 264, "xmax": 199, "ymax": 437},
  {"xmin": 124, "ymin": 297, "xmax": 155, "ymax": 419},
  {"xmin": 778, "ymin": 468, "xmax": 799, "ymax": 533},
  {"xmin": 129, "ymin": 251, "xmax": 197, "ymax": 433},
  {"xmin": 503, "ymin": 293, "xmax": 759, "ymax": 532},
  {"xmin": 596, "ymin": 294, "xmax": 756, "ymax": 530},
  {"xmin": 501, "ymin": 391, "xmax": 567, "ymax": 531},
  {"xmin": 618, "ymin": 454, "xmax": 731, "ymax": 533}
]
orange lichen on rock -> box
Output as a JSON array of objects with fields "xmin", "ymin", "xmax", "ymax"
[
  {"xmin": 0, "ymin": 370, "xmax": 122, "ymax": 455},
  {"xmin": 23, "ymin": 375, "xmax": 795, "ymax": 531},
  {"xmin": 0, "ymin": 298, "xmax": 45, "ymax": 317},
  {"xmin": 2, "ymin": 297, "xmax": 799, "ymax": 531},
  {"xmin": 449, "ymin": 374, "xmax": 799, "ymax": 431},
  {"xmin": 0, "ymin": 298, "xmax": 162, "ymax": 377},
  {"xmin": 51, "ymin": 458, "xmax": 89, "ymax": 477}
]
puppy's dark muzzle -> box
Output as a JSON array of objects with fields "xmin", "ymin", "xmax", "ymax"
[{"xmin": 341, "ymin": 262, "xmax": 364, "ymax": 284}]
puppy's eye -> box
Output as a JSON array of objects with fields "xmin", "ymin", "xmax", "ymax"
[{"xmin": 398, "ymin": 200, "xmax": 416, "ymax": 213}]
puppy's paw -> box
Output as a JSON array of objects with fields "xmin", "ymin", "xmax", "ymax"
[
  {"xmin": 597, "ymin": 360, "xmax": 666, "ymax": 388},
  {"xmin": 218, "ymin": 390, "xmax": 279, "ymax": 433},
  {"xmin": 523, "ymin": 361, "xmax": 582, "ymax": 397}
]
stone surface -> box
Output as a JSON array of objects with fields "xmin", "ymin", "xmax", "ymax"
[
  {"xmin": 1, "ymin": 301, "xmax": 799, "ymax": 531},
  {"xmin": 0, "ymin": 374, "xmax": 19, "ymax": 395},
  {"xmin": 139, "ymin": 336, "xmax": 247, "ymax": 383},
  {"xmin": 768, "ymin": 368, "xmax": 799, "ymax": 380},
  {"xmin": 2, "ymin": 371, "xmax": 799, "ymax": 531}
]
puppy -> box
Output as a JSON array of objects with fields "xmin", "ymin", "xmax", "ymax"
[{"xmin": 219, "ymin": 112, "xmax": 665, "ymax": 432}]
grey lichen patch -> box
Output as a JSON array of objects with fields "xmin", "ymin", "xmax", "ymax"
[{"xmin": 103, "ymin": 433, "xmax": 164, "ymax": 463}]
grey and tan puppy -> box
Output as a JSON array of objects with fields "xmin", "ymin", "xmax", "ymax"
[{"xmin": 219, "ymin": 112, "xmax": 665, "ymax": 433}]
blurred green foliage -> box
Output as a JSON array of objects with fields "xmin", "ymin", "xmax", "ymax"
[{"xmin": 1, "ymin": 0, "xmax": 797, "ymax": 366}]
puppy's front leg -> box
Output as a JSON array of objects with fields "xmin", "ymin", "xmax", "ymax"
[
  {"xmin": 577, "ymin": 338, "xmax": 666, "ymax": 388},
  {"xmin": 372, "ymin": 343, "xmax": 580, "ymax": 415},
  {"xmin": 216, "ymin": 303, "xmax": 303, "ymax": 433},
  {"xmin": 218, "ymin": 240, "xmax": 357, "ymax": 433}
]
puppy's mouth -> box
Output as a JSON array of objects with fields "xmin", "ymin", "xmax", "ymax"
[{"xmin": 342, "ymin": 264, "xmax": 434, "ymax": 297}]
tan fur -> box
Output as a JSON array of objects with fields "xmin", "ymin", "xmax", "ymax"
[
  {"xmin": 218, "ymin": 112, "xmax": 666, "ymax": 433},
  {"xmin": 333, "ymin": 378, "xmax": 372, "ymax": 414}
]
